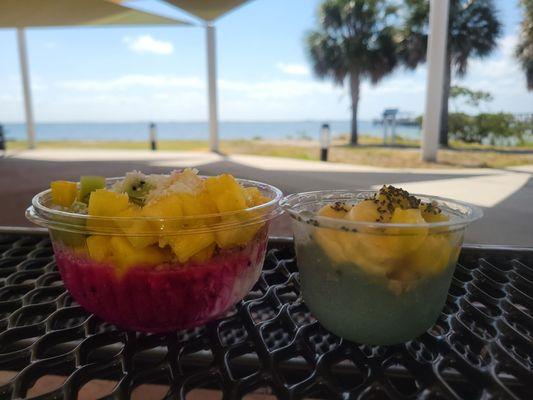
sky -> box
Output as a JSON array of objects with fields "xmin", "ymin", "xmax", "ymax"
[{"xmin": 0, "ymin": 0, "xmax": 531, "ymax": 124}]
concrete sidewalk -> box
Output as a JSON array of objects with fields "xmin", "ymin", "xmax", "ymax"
[{"xmin": 2, "ymin": 149, "xmax": 532, "ymax": 245}]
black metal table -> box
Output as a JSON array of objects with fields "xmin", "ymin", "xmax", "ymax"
[{"xmin": 0, "ymin": 229, "xmax": 531, "ymax": 400}]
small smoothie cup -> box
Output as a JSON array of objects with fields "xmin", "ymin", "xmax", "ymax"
[
  {"xmin": 26, "ymin": 177, "xmax": 283, "ymax": 333},
  {"xmin": 281, "ymin": 190, "xmax": 482, "ymax": 345}
]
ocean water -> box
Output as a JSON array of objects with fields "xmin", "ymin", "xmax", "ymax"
[{"xmin": 2, "ymin": 120, "xmax": 421, "ymax": 142}]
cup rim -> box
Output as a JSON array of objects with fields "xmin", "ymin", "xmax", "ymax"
[
  {"xmin": 27, "ymin": 176, "xmax": 284, "ymax": 235},
  {"xmin": 280, "ymin": 189, "xmax": 483, "ymax": 230}
]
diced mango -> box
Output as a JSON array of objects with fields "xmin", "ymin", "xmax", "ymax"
[
  {"xmin": 243, "ymin": 187, "xmax": 270, "ymax": 207},
  {"xmin": 178, "ymin": 192, "xmax": 218, "ymax": 227},
  {"xmin": 116, "ymin": 207, "xmax": 158, "ymax": 249},
  {"xmin": 88, "ymin": 189, "xmax": 130, "ymax": 216},
  {"xmin": 86, "ymin": 235, "xmax": 113, "ymax": 262},
  {"xmin": 142, "ymin": 194, "xmax": 183, "ymax": 218},
  {"xmin": 214, "ymin": 190, "xmax": 247, "ymax": 213},
  {"xmin": 167, "ymin": 231, "xmax": 215, "ymax": 263},
  {"xmin": 215, "ymin": 216, "xmax": 262, "ymax": 249},
  {"xmin": 142, "ymin": 194, "xmax": 183, "ymax": 233},
  {"xmin": 190, "ymin": 243, "xmax": 216, "ymax": 263},
  {"xmin": 196, "ymin": 191, "xmax": 219, "ymax": 214},
  {"xmin": 205, "ymin": 174, "xmax": 247, "ymax": 213},
  {"xmin": 87, "ymin": 189, "xmax": 130, "ymax": 232},
  {"xmin": 110, "ymin": 236, "xmax": 168, "ymax": 272},
  {"xmin": 50, "ymin": 180, "xmax": 78, "ymax": 207}
]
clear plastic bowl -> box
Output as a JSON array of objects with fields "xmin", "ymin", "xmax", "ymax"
[
  {"xmin": 26, "ymin": 177, "xmax": 283, "ymax": 333},
  {"xmin": 281, "ymin": 190, "xmax": 482, "ymax": 345}
]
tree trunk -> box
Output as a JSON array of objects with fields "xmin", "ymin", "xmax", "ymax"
[
  {"xmin": 439, "ymin": 53, "xmax": 452, "ymax": 147},
  {"xmin": 349, "ymin": 71, "xmax": 360, "ymax": 146}
]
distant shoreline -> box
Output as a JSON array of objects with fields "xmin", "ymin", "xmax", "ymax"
[{"xmin": 1, "ymin": 120, "xmax": 421, "ymax": 142}]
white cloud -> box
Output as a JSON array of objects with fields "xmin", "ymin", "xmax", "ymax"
[
  {"xmin": 455, "ymin": 33, "xmax": 533, "ymax": 113},
  {"xmin": 59, "ymin": 74, "xmax": 340, "ymax": 100},
  {"xmin": 60, "ymin": 75, "xmax": 203, "ymax": 91},
  {"xmin": 219, "ymin": 78, "xmax": 338, "ymax": 99},
  {"xmin": 467, "ymin": 34, "xmax": 519, "ymax": 81},
  {"xmin": 276, "ymin": 62, "xmax": 310, "ymax": 76},
  {"xmin": 123, "ymin": 35, "xmax": 174, "ymax": 55}
]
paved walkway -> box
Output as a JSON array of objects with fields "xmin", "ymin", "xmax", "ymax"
[{"xmin": 2, "ymin": 149, "xmax": 532, "ymax": 245}]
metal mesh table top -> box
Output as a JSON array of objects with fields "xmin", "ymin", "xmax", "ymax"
[{"xmin": 0, "ymin": 230, "xmax": 531, "ymax": 400}]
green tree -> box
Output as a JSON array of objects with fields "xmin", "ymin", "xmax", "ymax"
[
  {"xmin": 399, "ymin": 0, "xmax": 502, "ymax": 146},
  {"xmin": 517, "ymin": 0, "xmax": 533, "ymax": 90},
  {"xmin": 449, "ymin": 85, "xmax": 493, "ymax": 108},
  {"xmin": 306, "ymin": 0, "xmax": 399, "ymax": 146}
]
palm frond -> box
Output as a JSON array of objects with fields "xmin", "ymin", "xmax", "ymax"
[{"xmin": 398, "ymin": 0, "xmax": 502, "ymax": 75}]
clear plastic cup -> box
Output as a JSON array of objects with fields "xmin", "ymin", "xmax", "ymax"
[
  {"xmin": 26, "ymin": 177, "xmax": 283, "ymax": 333},
  {"xmin": 281, "ymin": 190, "xmax": 482, "ymax": 345}
]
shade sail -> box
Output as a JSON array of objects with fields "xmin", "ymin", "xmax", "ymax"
[
  {"xmin": 162, "ymin": 0, "xmax": 252, "ymax": 21},
  {"xmin": 0, "ymin": 0, "xmax": 191, "ymax": 28}
]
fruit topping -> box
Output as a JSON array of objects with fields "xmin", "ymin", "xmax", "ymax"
[
  {"xmin": 79, "ymin": 176, "xmax": 106, "ymax": 204},
  {"xmin": 48, "ymin": 169, "xmax": 272, "ymax": 273},
  {"xmin": 311, "ymin": 185, "xmax": 459, "ymax": 294}
]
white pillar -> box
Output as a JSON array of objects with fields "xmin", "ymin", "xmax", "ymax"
[
  {"xmin": 421, "ymin": 0, "xmax": 449, "ymax": 162},
  {"xmin": 206, "ymin": 24, "xmax": 219, "ymax": 153},
  {"xmin": 17, "ymin": 28, "xmax": 36, "ymax": 150}
]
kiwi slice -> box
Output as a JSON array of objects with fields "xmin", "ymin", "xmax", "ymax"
[
  {"xmin": 79, "ymin": 176, "xmax": 106, "ymax": 204},
  {"xmin": 124, "ymin": 178, "xmax": 153, "ymax": 206}
]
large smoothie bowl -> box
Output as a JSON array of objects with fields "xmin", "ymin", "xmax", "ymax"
[
  {"xmin": 281, "ymin": 186, "xmax": 482, "ymax": 345},
  {"xmin": 26, "ymin": 169, "xmax": 282, "ymax": 333}
]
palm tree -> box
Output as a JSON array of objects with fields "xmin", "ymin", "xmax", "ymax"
[
  {"xmin": 517, "ymin": 0, "xmax": 533, "ymax": 90},
  {"xmin": 399, "ymin": 0, "xmax": 502, "ymax": 146},
  {"xmin": 306, "ymin": 0, "xmax": 399, "ymax": 146}
]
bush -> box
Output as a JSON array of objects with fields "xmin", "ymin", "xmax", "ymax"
[
  {"xmin": 448, "ymin": 113, "xmax": 478, "ymax": 143},
  {"xmin": 448, "ymin": 112, "xmax": 530, "ymax": 145}
]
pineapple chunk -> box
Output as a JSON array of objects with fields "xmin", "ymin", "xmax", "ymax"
[
  {"xmin": 421, "ymin": 203, "xmax": 450, "ymax": 223},
  {"xmin": 205, "ymin": 174, "xmax": 247, "ymax": 212},
  {"xmin": 314, "ymin": 203, "xmax": 357, "ymax": 264},
  {"xmin": 110, "ymin": 236, "xmax": 168, "ymax": 272},
  {"xmin": 356, "ymin": 208, "xmax": 428, "ymax": 265},
  {"xmin": 86, "ymin": 235, "xmax": 113, "ymax": 262},
  {"xmin": 167, "ymin": 231, "xmax": 215, "ymax": 263},
  {"xmin": 409, "ymin": 235, "xmax": 455, "ymax": 276},
  {"xmin": 314, "ymin": 227, "xmax": 350, "ymax": 264},
  {"xmin": 318, "ymin": 203, "xmax": 350, "ymax": 219},
  {"xmin": 50, "ymin": 181, "xmax": 78, "ymax": 207},
  {"xmin": 347, "ymin": 200, "xmax": 380, "ymax": 223}
]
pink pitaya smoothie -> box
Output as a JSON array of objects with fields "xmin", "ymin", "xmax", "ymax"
[{"xmin": 53, "ymin": 231, "xmax": 268, "ymax": 333}]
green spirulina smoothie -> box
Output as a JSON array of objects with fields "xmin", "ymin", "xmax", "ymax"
[{"xmin": 296, "ymin": 243, "xmax": 456, "ymax": 345}]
